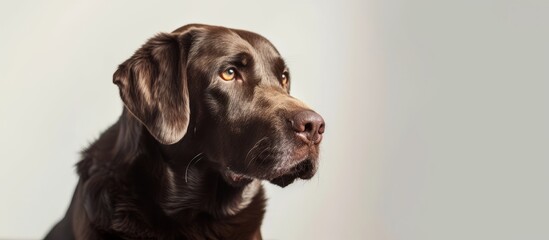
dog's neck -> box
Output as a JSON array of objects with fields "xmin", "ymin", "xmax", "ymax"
[
  {"xmin": 77, "ymin": 110, "xmax": 265, "ymax": 238},
  {"xmin": 156, "ymin": 140, "xmax": 263, "ymax": 219}
]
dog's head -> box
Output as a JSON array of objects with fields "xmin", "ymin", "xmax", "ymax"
[{"xmin": 113, "ymin": 24, "xmax": 324, "ymax": 187}]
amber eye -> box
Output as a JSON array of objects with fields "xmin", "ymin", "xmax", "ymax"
[
  {"xmin": 281, "ymin": 72, "xmax": 289, "ymax": 85},
  {"xmin": 221, "ymin": 68, "xmax": 237, "ymax": 81}
]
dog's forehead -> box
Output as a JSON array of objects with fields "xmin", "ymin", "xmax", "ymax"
[
  {"xmin": 229, "ymin": 28, "xmax": 280, "ymax": 57},
  {"xmin": 197, "ymin": 26, "xmax": 281, "ymax": 62}
]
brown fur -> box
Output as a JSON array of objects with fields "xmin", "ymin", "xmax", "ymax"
[{"xmin": 45, "ymin": 24, "xmax": 325, "ymax": 240}]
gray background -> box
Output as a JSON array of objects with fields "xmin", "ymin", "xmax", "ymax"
[{"xmin": 1, "ymin": 0, "xmax": 548, "ymax": 239}]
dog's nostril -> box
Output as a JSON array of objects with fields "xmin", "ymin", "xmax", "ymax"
[
  {"xmin": 318, "ymin": 123, "xmax": 325, "ymax": 134},
  {"xmin": 304, "ymin": 122, "xmax": 313, "ymax": 133}
]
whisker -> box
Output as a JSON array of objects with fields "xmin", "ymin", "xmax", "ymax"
[
  {"xmin": 254, "ymin": 147, "xmax": 271, "ymax": 166},
  {"xmin": 256, "ymin": 147, "xmax": 275, "ymax": 175},
  {"xmin": 245, "ymin": 137, "xmax": 269, "ymax": 169},
  {"xmin": 185, "ymin": 152, "xmax": 204, "ymax": 183}
]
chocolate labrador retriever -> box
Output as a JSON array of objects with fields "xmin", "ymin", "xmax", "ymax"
[{"xmin": 45, "ymin": 24, "xmax": 325, "ymax": 240}]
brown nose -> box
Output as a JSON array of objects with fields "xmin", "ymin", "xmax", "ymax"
[{"xmin": 290, "ymin": 110, "xmax": 325, "ymax": 144}]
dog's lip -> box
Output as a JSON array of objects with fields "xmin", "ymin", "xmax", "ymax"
[
  {"xmin": 224, "ymin": 168, "xmax": 254, "ymax": 187},
  {"xmin": 224, "ymin": 158, "xmax": 316, "ymax": 187}
]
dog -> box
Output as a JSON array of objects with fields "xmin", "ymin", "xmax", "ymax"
[{"xmin": 45, "ymin": 24, "xmax": 325, "ymax": 240}]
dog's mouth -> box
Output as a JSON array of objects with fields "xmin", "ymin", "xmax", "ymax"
[{"xmin": 224, "ymin": 159, "xmax": 316, "ymax": 188}]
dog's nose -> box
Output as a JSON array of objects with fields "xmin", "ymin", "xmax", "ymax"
[{"xmin": 290, "ymin": 110, "xmax": 325, "ymax": 144}]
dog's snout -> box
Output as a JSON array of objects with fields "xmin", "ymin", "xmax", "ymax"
[{"xmin": 289, "ymin": 110, "xmax": 325, "ymax": 144}]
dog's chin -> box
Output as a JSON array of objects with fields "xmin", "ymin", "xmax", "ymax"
[
  {"xmin": 223, "ymin": 159, "xmax": 317, "ymax": 188},
  {"xmin": 268, "ymin": 159, "xmax": 316, "ymax": 188}
]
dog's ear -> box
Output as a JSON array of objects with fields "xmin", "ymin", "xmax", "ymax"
[{"xmin": 113, "ymin": 28, "xmax": 201, "ymax": 144}]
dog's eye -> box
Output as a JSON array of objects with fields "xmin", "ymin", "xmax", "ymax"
[
  {"xmin": 221, "ymin": 68, "xmax": 237, "ymax": 81},
  {"xmin": 281, "ymin": 72, "xmax": 289, "ymax": 85}
]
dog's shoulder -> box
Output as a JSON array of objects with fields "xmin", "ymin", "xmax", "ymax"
[{"xmin": 74, "ymin": 119, "xmax": 162, "ymax": 238}]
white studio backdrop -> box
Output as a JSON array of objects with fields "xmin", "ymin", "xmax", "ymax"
[{"xmin": 1, "ymin": 0, "xmax": 548, "ymax": 239}]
